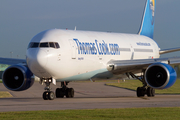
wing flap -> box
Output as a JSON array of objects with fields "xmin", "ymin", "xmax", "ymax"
[{"xmin": 107, "ymin": 57, "xmax": 180, "ymax": 74}]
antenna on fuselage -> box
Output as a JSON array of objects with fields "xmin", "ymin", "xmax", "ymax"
[{"xmin": 74, "ymin": 26, "xmax": 76, "ymax": 31}]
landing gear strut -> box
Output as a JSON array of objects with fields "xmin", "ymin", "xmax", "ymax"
[
  {"xmin": 129, "ymin": 71, "xmax": 155, "ymax": 97},
  {"xmin": 42, "ymin": 78, "xmax": 55, "ymax": 100},
  {"xmin": 56, "ymin": 82, "xmax": 74, "ymax": 98}
]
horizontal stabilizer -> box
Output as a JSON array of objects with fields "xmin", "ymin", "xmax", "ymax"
[{"xmin": 160, "ymin": 47, "xmax": 180, "ymax": 54}]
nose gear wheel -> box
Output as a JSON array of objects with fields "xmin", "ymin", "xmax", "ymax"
[{"xmin": 41, "ymin": 78, "xmax": 55, "ymax": 100}]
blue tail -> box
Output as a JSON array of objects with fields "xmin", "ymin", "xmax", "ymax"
[{"xmin": 138, "ymin": 0, "xmax": 156, "ymax": 39}]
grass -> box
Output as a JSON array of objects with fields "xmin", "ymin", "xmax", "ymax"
[
  {"xmin": 0, "ymin": 80, "xmax": 12, "ymax": 98},
  {"xmin": 106, "ymin": 79, "xmax": 180, "ymax": 94},
  {"xmin": 0, "ymin": 91, "xmax": 12, "ymax": 98},
  {"xmin": 0, "ymin": 108, "xmax": 180, "ymax": 120}
]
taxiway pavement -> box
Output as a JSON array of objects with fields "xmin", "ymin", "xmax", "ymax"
[{"xmin": 0, "ymin": 81, "xmax": 180, "ymax": 112}]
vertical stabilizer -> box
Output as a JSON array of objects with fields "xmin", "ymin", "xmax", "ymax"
[{"xmin": 138, "ymin": 0, "xmax": 156, "ymax": 39}]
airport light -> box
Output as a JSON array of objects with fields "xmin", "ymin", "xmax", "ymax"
[{"xmin": 10, "ymin": 52, "xmax": 13, "ymax": 58}]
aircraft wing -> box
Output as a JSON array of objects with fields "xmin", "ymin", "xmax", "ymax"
[
  {"xmin": 107, "ymin": 57, "xmax": 180, "ymax": 74},
  {"xmin": 0, "ymin": 57, "xmax": 26, "ymax": 65}
]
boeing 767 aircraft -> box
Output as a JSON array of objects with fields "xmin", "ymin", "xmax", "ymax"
[{"xmin": 1, "ymin": 0, "xmax": 180, "ymax": 100}]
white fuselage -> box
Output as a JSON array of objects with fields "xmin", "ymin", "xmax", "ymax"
[{"xmin": 26, "ymin": 29, "xmax": 160, "ymax": 82}]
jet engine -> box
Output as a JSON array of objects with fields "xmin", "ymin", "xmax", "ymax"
[
  {"xmin": 145, "ymin": 63, "xmax": 177, "ymax": 89},
  {"xmin": 2, "ymin": 65, "xmax": 34, "ymax": 91}
]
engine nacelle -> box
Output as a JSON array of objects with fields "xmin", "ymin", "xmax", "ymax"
[
  {"xmin": 145, "ymin": 63, "xmax": 177, "ymax": 89},
  {"xmin": 2, "ymin": 65, "xmax": 34, "ymax": 91}
]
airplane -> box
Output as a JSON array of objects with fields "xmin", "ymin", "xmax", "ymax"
[{"xmin": 1, "ymin": 0, "xmax": 180, "ymax": 100}]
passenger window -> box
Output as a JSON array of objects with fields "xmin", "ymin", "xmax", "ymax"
[
  {"xmin": 49, "ymin": 42, "xmax": 55, "ymax": 48},
  {"xmin": 55, "ymin": 42, "xmax": 60, "ymax": 48},
  {"xmin": 40, "ymin": 42, "xmax": 49, "ymax": 47}
]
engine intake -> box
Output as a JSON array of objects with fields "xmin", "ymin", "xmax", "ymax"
[
  {"xmin": 145, "ymin": 63, "xmax": 177, "ymax": 89},
  {"xmin": 2, "ymin": 65, "xmax": 34, "ymax": 91}
]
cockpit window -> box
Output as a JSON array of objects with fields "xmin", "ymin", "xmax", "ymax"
[
  {"xmin": 32, "ymin": 43, "xmax": 39, "ymax": 48},
  {"xmin": 28, "ymin": 43, "xmax": 33, "ymax": 49},
  {"xmin": 40, "ymin": 42, "xmax": 49, "ymax": 47},
  {"xmin": 55, "ymin": 42, "xmax": 60, "ymax": 48},
  {"xmin": 49, "ymin": 42, "xmax": 55, "ymax": 48},
  {"xmin": 28, "ymin": 42, "xmax": 39, "ymax": 48},
  {"xmin": 28, "ymin": 42, "xmax": 60, "ymax": 49}
]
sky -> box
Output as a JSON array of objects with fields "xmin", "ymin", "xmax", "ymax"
[{"xmin": 0, "ymin": 0, "xmax": 180, "ymax": 59}]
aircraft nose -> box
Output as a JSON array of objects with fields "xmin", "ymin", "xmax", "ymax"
[
  {"xmin": 36, "ymin": 50, "xmax": 48, "ymax": 67},
  {"xmin": 26, "ymin": 49, "xmax": 48, "ymax": 73}
]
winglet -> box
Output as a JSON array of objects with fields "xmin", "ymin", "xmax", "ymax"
[{"xmin": 138, "ymin": 0, "xmax": 156, "ymax": 39}]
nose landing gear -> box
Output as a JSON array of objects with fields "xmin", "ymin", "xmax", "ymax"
[
  {"xmin": 42, "ymin": 78, "xmax": 55, "ymax": 100},
  {"xmin": 43, "ymin": 91, "xmax": 55, "ymax": 100}
]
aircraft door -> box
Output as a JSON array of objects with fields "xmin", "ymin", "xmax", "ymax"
[
  {"xmin": 130, "ymin": 44, "xmax": 134, "ymax": 60},
  {"xmin": 69, "ymin": 39, "xmax": 77, "ymax": 59}
]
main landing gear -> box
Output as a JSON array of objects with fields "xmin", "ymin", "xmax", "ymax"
[
  {"xmin": 128, "ymin": 72, "xmax": 155, "ymax": 97},
  {"xmin": 56, "ymin": 82, "xmax": 74, "ymax": 98},
  {"xmin": 136, "ymin": 86, "xmax": 155, "ymax": 97}
]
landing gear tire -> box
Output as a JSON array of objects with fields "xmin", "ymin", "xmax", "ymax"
[
  {"xmin": 69, "ymin": 88, "xmax": 74, "ymax": 98},
  {"xmin": 48, "ymin": 91, "xmax": 55, "ymax": 100},
  {"xmin": 137, "ymin": 87, "xmax": 155, "ymax": 97},
  {"xmin": 147, "ymin": 87, "xmax": 155, "ymax": 97},
  {"xmin": 43, "ymin": 92, "xmax": 48, "ymax": 100},
  {"xmin": 66, "ymin": 88, "xmax": 74, "ymax": 98},
  {"xmin": 56, "ymin": 88, "xmax": 60, "ymax": 98},
  {"xmin": 129, "ymin": 72, "xmax": 156, "ymax": 98},
  {"xmin": 137, "ymin": 87, "xmax": 146, "ymax": 97},
  {"xmin": 41, "ymin": 78, "xmax": 56, "ymax": 100},
  {"xmin": 56, "ymin": 88, "xmax": 64, "ymax": 98},
  {"xmin": 43, "ymin": 91, "xmax": 55, "ymax": 100},
  {"xmin": 56, "ymin": 82, "xmax": 75, "ymax": 98},
  {"xmin": 66, "ymin": 88, "xmax": 70, "ymax": 98}
]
